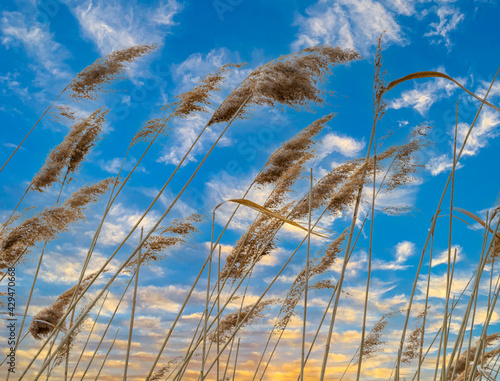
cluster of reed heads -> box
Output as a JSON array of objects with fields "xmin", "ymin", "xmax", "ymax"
[{"xmin": 0, "ymin": 33, "xmax": 499, "ymax": 381}]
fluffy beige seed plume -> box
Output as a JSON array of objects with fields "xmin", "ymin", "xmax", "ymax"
[
  {"xmin": 255, "ymin": 114, "xmax": 335, "ymax": 186},
  {"xmin": 68, "ymin": 44, "xmax": 157, "ymax": 100},
  {"xmin": 450, "ymin": 332, "xmax": 500, "ymax": 380},
  {"xmin": 31, "ymin": 107, "xmax": 108, "ymax": 192},
  {"xmin": 150, "ymin": 357, "xmax": 182, "ymax": 381},
  {"xmin": 208, "ymin": 46, "xmax": 360, "ymax": 126},
  {"xmin": 276, "ymin": 231, "xmax": 347, "ymax": 332},
  {"xmin": 125, "ymin": 213, "xmax": 204, "ymax": 271},
  {"xmin": 0, "ymin": 178, "xmax": 113, "ymax": 269},
  {"xmin": 132, "ymin": 63, "xmax": 243, "ymax": 145},
  {"xmin": 357, "ymin": 310, "xmax": 401, "ymax": 362},
  {"xmin": 401, "ymin": 306, "xmax": 429, "ymax": 364},
  {"xmin": 173, "ymin": 63, "xmax": 246, "ymax": 119},
  {"xmin": 209, "ymin": 298, "xmax": 279, "ymax": 343},
  {"xmin": 28, "ymin": 272, "xmax": 97, "ymax": 340}
]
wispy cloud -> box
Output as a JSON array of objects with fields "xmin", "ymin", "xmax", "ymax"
[
  {"xmin": 373, "ymin": 240, "xmax": 416, "ymax": 270},
  {"xmin": 424, "ymin": 6, "xmax": 464, "ymax": 49},
  {"xmin": 0, "ymin": 10, "xmax": 70, "ymax": 81},
  {"xmin": 426, "ymin": 153, "xmax": 462, "ymax": 176},
  {"xmin": 68, "ymin": 0, "xmax": 182, "ymax": 54},
  {"xmin": 291, "ymin": 0, "xmax": 406, "ymax": 55}
]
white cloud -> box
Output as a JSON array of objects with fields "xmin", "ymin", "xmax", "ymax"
[
  {"xmin": 68, "ymin": 0, "xmax": 182, "ymax": 54},
  {"xmin": 431, "ymin": 245, "xmax": 463, "ymax": 267},
  {"xmin": 458, "ymin": 109, "xmax": 500, "ymax": 157},
  {"xmin": 426, "ymin": 153, "xmax": 462, "ymax": 176},
  {"xmin": 96, "ymin": 203, "xmax": 160, "ymax": 246},
  {"xmin": 0, "ymin": 11, "xmax": 70, "ymax": 80},
  {"xmin": 424, "ymin": 6, "xmax": 464, "ymax": 49},
  {"xmin": 373, "ymin": 240, "xmax": 415, "ymax": 270},
  {"xmin": 395, "ymin": 240, "xmax": 416, "ymax": 263},
  {"xmin": 291, "ymin": 0, "xmax": 406, "ymax": 55},
  {"xmin": 33, "ymin": 246, "xmax": 120, "ymax": 284},
  {"xmin": 318, "ymin": 132, "xmax": 365, "ymax": 159},
  {"xmin": 98, "ymin": 156, "xmax": 147, "ymax": 174}
]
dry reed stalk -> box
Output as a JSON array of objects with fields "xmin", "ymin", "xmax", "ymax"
[
  {"xmin": 446, "ymin": 216, "xmax": 500, "ymax": 376},
  {"xmin": 300, "ymin": 168, "xmax": 313, "ymax": 381},
  {"xmin": 417, "ymin": 233, "xmax": 435, "ymax": 381},
  {"xmin": 467, "ymin": 260, "xmax": 500, "ymax": 380},
  {"xmin": 319, "ymin": 35, "xmax": 386, "ymax": 381},
  {"xmin": 78, "ymin": 273, "xmax": 136, "ymax": 380},
  {"xmin": 68, "ymin": 290, "xmax": 110, "ymax": 381},
  {"xmin": 217, "ymin": 245, "xmax": 221, "ymax": 381},
  {"xmin": 232, "ymin": 338, "xmax": 241, "ymax": 381},
  {"xmin": 123, "ymin": 228, "xmax": 142, "ymax": 381},
  {"xmin": 356, "ymin": 144, "xmax": 377, "ymax": 381},
  {"xmin": 410, "ymin": 272, "xmax": 476, "ymax": 381},
  {"xmin": 201, "ymin": 249, "xmax": 213, "ymax": 379},
  {"xmin": 395, "ymin": 68, "xmax": 500, "ymax": 381},
  {"xmin": 223, "ymin": 337, "xmax": 236, "ymax": 381},
  {"xmin": 441, "ymin": 101, "xmax": 459, "ymax": 380},
  {"xmin": 94, "ymin": 328, "xmax": 120, "ymax": 380}
]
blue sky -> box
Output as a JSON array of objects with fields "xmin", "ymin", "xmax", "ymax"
[{"xmin": 1, "ymin": 0, "xmax": 500, "ymax": 380}]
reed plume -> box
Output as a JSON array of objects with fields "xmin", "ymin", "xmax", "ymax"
[
  {"xmin": 276, "ymin": 231, "xmax": 347, "ymax": 332},
  {"xmin": 28, "ymin": 273, "xmax": 96, "ymax": 340},
  {"xmin": 209, "ymin": 298, "xmax": 278, "ymax": 343},
  {"xmin": 401, "ymin": 307, "xmax": 429, "ymax": 364},
  {"xmin": 255, "ymin": 113, "xmax": 335, "ymax": 186},
  {"xmin": 173, "ymin": 63, "xmax": 245, "ymax": 118},
  {"xmin": 132, "ymin": 63, "xmax": 243, "ymax": 145},
  {"xmin": 53, "ymin": 303, "xmax": 92, "ymax": 368},
  {"xmin": 31, "ymin": 107, "xmax": 109, "ymax": 192},
  {"xmin": 208, "ymin": 46, "xmax": 360, "ymax": 126},
  {"xmin": 150, "ymin": 357, "xmax": 182, "ymax": 381},
  {"xmin": 68, "ymin": 44, "xmax": 157, "ymax": 100},
  {"xmin": 449, "ymin": 332, "xmax": 500, "ymax": 380},
  {"xmin": 51, "ymin": 105, "xmax": 77, "ymax": 125},
  {"xmin": 0, "ymin": 178, "xmax": 113, "ymax": 268},
  {"xmin": 357, "ymin": 310, "xmax": 400, "ymax": 362},
  {"xmin": 125, "ymin": 213, "xmax": 203, "ymax": 271},
  {"xmin": 221, "ymin": 114, "xmax": 336, "ymax": 280}
]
